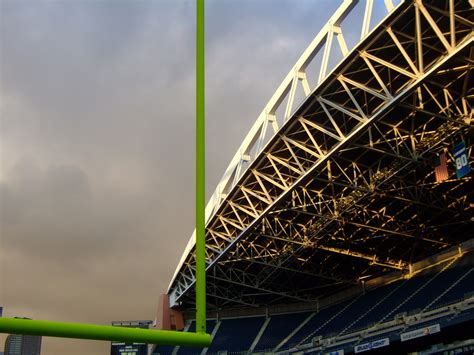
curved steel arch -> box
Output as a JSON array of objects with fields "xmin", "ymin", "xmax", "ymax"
[{"xmin": 168, "ymin": 0, "xmax": 473, "ymax": 308}]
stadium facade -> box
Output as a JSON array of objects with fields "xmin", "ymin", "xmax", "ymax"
[{"xmin": 153, "ymin": 0, "xmax": 473, "ymax": 353}]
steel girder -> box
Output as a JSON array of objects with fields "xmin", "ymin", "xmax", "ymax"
[{"xmin": 168, "ymin": 0, "xmax": 473, "ymax": 308}]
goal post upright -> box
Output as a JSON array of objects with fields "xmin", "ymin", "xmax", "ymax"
[
  {"xmin": 195, "ymin": 0, "xmax": 207, "ymax": 336},
  {"xmin": 0, "ymin": 0, "xmax": 210, "ymax": 347}
]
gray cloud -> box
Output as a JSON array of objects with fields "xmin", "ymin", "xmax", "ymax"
[{"xmin": 0, "ymin": 0, "xmax": 393, "ymax": 353}]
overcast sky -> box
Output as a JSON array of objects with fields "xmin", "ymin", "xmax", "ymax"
[{"xmin": 0, "ymin": 0, "xmax": 393, "ymax": 353}]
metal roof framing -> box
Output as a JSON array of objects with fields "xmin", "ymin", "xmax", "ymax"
[{"xmin": 168, "ymin": 0, "xmax": 473, "ymax": 308}]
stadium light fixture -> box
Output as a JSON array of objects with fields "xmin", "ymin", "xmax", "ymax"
[{"xmin": 0, "ymin": 0, "xmax": 211, "ymax": 348}]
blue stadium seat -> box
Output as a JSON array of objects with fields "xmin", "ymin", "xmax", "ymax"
[
  {"xmin": 283, "ymin": 300, "xmax": 353, "ymax": 349},
  {"xmin": 254, "ymin": 312, "xmax": 310, "ymax": 351},
  {"xmin": 206, "ymin": 317, "xmax": 265, "ymax": 353},
  {"xmin": 153, "ymin": 345, "xmax": 175, "ymax": 355},
  {"xmin": 340, "ymin": 279, "xmax": 404, "ymax": 333},
  {"xmin": 425, "ymin": 266, "xmax": 474, "ymax": 310},
  {"xmin": 375, "ymin": 260, "xmax": 466, "ymax": 320},
  {"xmin": 370, "ymin": 273, "xmax": 430, "ymax": 323}
]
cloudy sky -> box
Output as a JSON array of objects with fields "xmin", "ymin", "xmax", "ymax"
[{"xmin": 0, "ymin": 0, "xmax": 392, "ymax": 353}]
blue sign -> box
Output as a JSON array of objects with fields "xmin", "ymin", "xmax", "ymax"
[
  {"xmin": 453, "ymin": 141, "xmax": 470, "ymax": 178},
  {"xmin": 355, "ymin": 338, "xmax": 390, "ymax": 353},
  {"xmin": 327, "ymin": 350, "xmax": 344, "ymax": 355}
]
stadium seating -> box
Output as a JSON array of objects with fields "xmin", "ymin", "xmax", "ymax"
[
  {"xmin": 153, "ymin": 345, "xmax": 174, "ymax": 355},
  {"xmin": 279, "ymin": 258, "xmax": 473, "ymax": 350},
  {"xmin": 423, "ymin": 266, "xmax": 474, "ymax": 310},
  {"xmin": 253, "ymin": 311, "xmax": 310, "ymax": 351},
  {"xmin": 338, "ymin": 279, "xmax": 405, "ymax": 334},
  {"xmin": 154, "ymin": 256, "xmax": 473, "ymax": 354},
  {"xmin": 283, "ymin": 299, "xmax": 355, "ymax": 348},
  {"xmin": 206, "ymin": 316, "xmax": 265, "ymax": 353}
]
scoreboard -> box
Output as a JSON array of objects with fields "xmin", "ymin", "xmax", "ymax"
[
  {"xmin": 111, "ymin": 342, "xmax": 147, "ymax": 355},
  {"xmin": 110, "ymin": 320, "xmax": 152, "ymax": 355}
]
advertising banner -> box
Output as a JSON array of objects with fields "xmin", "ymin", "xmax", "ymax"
[
  {"xmin": 453, "ymin": 141, "xmax": 471, "ymax": 178},
  {"xmin": 354, "ymin": 338, "xmax": 390, "ymax": 353},
  {"xmin": 400, "ymin": 324, "xmax": 440, "ymax": 342}
]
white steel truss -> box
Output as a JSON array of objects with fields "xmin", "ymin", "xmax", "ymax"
[{"xmin": 168, "ymin": 0, "xmax": 474, "ymax": 308}]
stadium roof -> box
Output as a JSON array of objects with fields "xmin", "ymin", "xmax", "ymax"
[{"xmin": 167, "ymin": 0, "xmax": 474, "ymax": 309}]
